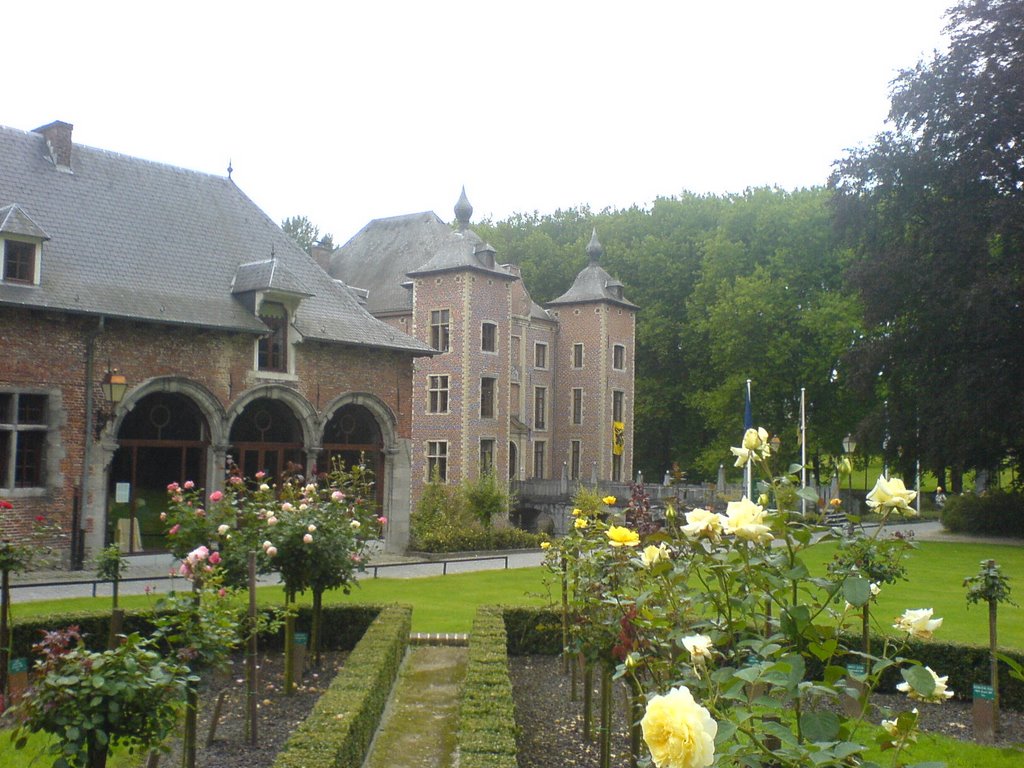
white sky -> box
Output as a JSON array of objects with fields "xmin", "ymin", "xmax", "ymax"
[{"xmin": 6, "ymin": 1, "xmax": 953, "ymax": 243}]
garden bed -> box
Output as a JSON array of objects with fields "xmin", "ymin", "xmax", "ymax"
[{"xmin": 509, "ymin": 655, "xmax": 1024, "ymax": 768}]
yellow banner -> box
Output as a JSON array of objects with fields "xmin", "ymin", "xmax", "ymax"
[{"xmin": 612, "ymin": 421, "xmax": 625, "ymax": 455}]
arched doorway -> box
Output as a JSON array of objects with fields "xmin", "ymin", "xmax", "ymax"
[
  {"xmin": 509, "ymin": 441, "xmax": 518, "ymax": 480},
  {"xmin": 109, "ymin": 392, "xmax": 210, "ymax": 552},
  {"xmin": 230, "ymin": 399, "xmax": 306, "ymax": 481},
  {"xmin": 322, "ymin": 404, "xmax": 385, "ymax": 512}
]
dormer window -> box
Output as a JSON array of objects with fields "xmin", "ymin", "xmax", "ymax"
[
  {"xmin": 2, "ymin": 239, "xmax": 39, "ymax": 284},
  {"xmin": 258, "ymin": 302, "xmax": 289, "ymax": 372},
  {"xmin": 0, "ymin": 204, "xmax": 49, "ymax": 286}
]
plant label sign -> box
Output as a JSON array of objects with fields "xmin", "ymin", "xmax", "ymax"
[
  {"xmin": 973, "ymin": 683, "xmax": 995, "ymax": 744},
  {"xmin": 294, "ymin": 632, "xmax": 309, "ymax": 647},
  {"xmin": 973, "ymin": 683, "xmax": 995, "ymax": 701},
  {"xmin": 846, "ymin": 663, "xmax": 866, "ymax": 677}
]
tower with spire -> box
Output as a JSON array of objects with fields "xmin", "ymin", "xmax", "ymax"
[{"xmin": 328, "ymin": 191, "xmax": 637, "ymax": 529}]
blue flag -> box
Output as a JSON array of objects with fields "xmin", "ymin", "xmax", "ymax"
[{"xmin": 743, "ymin": 380, "xmax": 752, "ymax": 430}]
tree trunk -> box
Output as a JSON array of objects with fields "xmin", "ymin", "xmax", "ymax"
[
  {"xmin": 599, "ymin": 664, "xmax": 613, "ymax": 768},
  {"xmin": 311, "ymin": 590, "xmax": 323, "ymax": 668},
  {"xmin": 87, "ymin": 736, "xmax": 109, "ymax": 768},
  {"xmin": 246, "ymin": 552, "xmax": 258, "ymax": 745},
  {"xmin": 183, "ymin": 684, "xmax": 198, "ymax": 768},
  {"xmin": 0, "ymin": 568, "xmax": 9, "ymax": 705},
  {"xmin": 990, "ymin": 595, "xmax": 1000, "ymax": 728},
  {"xmin": 283, "ymin": 595, "xmax": 296, "ymax": 695},
  {"xmin": 583, "ymin": 662, "xmax": 593, "ymax": 742}
]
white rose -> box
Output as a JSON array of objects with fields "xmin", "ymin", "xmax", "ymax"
[
  {"xmin": 681, "ymin": 508, "xmax": 724, "ymax": 540},
  {"xmin": 724, "ymin": 498, "xmax": 773, "ymax": 543},
  {"xmin": 641, "ymin": 686, "xmax": 717, "ymax": 768},
  {"xmin": 866, "ymin": 475, "xmax": 917, "ymax": 516},
  {"xmin": 681, "ymin": 634, "xmax": 714, "ymax": 666},
  {"xmin": 897, "ymin": 667, "xmax": 954, "ymax": 703},
  {"xmin": 894, "ymin": 608, "xmax": 943, "ymax": 639}
]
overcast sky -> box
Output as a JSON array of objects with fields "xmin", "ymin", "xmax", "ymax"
[{"xmin": 6, "ymin": 1, "xmax": 953, "ymax": 244}]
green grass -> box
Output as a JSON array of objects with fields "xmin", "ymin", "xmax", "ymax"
[
  {"xmin": 12, "ymin": 566, "xmax": 555, "ymax": 634},
  {"xmin": 801, "ymin": 540, "xmax": 1024, "ymax": 649},
  {"xmin": 861, "ymin": 728, "xmax": 1024, "ymax": 767},
  {"xmin": 0, "ymin": 729, "xmax": 141, "ymax": 768}
]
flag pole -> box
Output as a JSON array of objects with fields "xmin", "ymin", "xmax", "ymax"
[
  {"xmin": 744, "ymin": 379, "xmax": 753, "ymax": 500},
  {"xmin": 800, "ymin": 387, "xmax": 807, "ymax": 516}
]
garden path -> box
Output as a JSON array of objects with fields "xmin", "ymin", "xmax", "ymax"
[{"xmin": 363, "ymin": 645, "xmax": 468, "ymax": 768}]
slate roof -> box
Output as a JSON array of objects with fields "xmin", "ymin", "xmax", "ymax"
[
  {"xmin": 0, "ymin": 124, "xmax": 431, "ymax": 355},
  {"xmin": 328, "ymin": 210, "xmax": 514, "ymax": 316},
  {"xmin": 547, "ymin": 230, "xmax": 637, "ymax": 310}
]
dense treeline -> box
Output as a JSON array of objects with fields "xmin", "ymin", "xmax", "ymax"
[
  {"xmin": 473, "ymin": 0, "xmax": 1023, "ymax": 490},
  {"xmin": 475, "ymin": 189, "xmax": 865, "ymax": 483}
]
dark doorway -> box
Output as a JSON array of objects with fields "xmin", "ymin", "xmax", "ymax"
[
  {"xmin": 109, "ymin": 392, "xmax": 209, "ymax": 552},
  {"xmin": 230, "ymin": 398, "xmax": 306, "ymax": 482},
  {"xmin": 322, "ymin": 404, "xmax": 384, "ymax": 512}
]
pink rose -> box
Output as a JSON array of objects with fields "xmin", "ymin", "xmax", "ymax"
[
  {"xmin": 167, "ymin": 482, "xmax": 180, "ymax": 492},
  {"xmin": 229, "ymin": 475, "xmax": 243, "ymax": 485},
  {"xmin": 209, "ymin": 490, "xmax": 223, "ymax": 502},
  {"xmin": 168, "ymin": 524, "xmax": 180, "ymax": 535},
  {"xmin": 378, "ymin": 516, "xmax": 388, "ymax": 525},
  {"xmin": 255, "ymin": 471, "xmax": 266, "ymax": 480},
  {"xmin": 209, "ymin": 551, "xmax": 221, "ymax": 565},
  {"xmin": 184, "ymin": 480, "xmax": 195, "ymax": 490}
]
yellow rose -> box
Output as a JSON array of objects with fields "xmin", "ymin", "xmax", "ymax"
[
  {"xmin": 742, "ymin": 426, "xmax": 769, "ymax": 451},
  {"xmin": 606, "ymin": 525, "xmax": 640, "ymax": 547},
  {"xmin": 574, "ymin": 517, "xmax": 589, "ymax": 530},
  {"xmin": 640, "ymin": 544, "xmax": 669, "ymax": 567},
  {"xmin": 572, "ymin": 507, "xmax": 583, "ymax": 516},
  {"xmin": 540, "ymin": 541, "xmax": 551, "ymax": 550},
  {"xmin": 602, "ymin": 495, "xmax": 617, "ymax": 506},
  {"xmin": 641, "ymin": 686, "xmax": 717, "ymax": 768},
  {"xmin": 866, "ymin": 475, "xmax": 917, "ymax": 516},
  {"xmin": 723, "ymin": 497, "xmax": 773, "ymax": 543},
  {"xmin": 729, "ymin": 445, "xmax": 751, "ymax": 468},
  {"xmin": 896, "ymin": 666, "xmax": 954, "ymax": 703},
  {"xmin": 681, "ymin": 508, "xmax": 724, "ymax": 540},
  {"xmin": 893, "ymin": 608, "xmax": 942, "ymax": 639}
]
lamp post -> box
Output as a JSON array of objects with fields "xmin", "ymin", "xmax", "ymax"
[
  {"xmin": 842, "ymin": 434, "xmax": 857, "ymax": 533},
  {"xmin": 95, "ymin": 367, "xmax": 127, "ymax": 439}
]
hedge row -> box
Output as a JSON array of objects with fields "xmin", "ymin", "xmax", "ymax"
[
  {"xmin": 7, "ymin": 603, "xmax": 383, "ymax": 660},
  {"xmin": 499, "ymin": 607, "xmax": 1024, "ymax": 710},
  {"xmin": 458, "ymin": 607, "xmax": 519, "ymax": 768},
  {"xmin": 273, "ymin": 604, "xmax": 412, "ymax": 768},
  {"xmin": 940, "ymin": 489, "xmax": 1024, "ymax": 536}
]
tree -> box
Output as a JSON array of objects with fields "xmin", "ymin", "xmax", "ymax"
[
  {"xmin": 830, "ymin": 0, "xmax": 1024, "ymax": 487},
  {"xmin": 281, "ymin": 215, "xmax": 333, "ymax": 256}
]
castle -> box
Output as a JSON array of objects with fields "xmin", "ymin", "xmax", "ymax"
[{"xmin": 0, "ymin": 121, "xmax": 634, "ymax": 560}]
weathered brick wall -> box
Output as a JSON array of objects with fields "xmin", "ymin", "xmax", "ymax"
[{"xmin": 1, "ymin": 307, "xmax": 414, "ymax": 542}]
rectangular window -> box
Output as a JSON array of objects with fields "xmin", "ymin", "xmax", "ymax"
[
  {"xmin": 0, "ymin": 392, "xmax": 49, "ymax": 490},
  {"xmin": 511, "ymin": 335, "xmax": 521, "ymax": 367},
  {"xmin": 510, "ymin": 382, "xmax": 521, "ymax": 419},
  {"xmin": 481, "ymin": 322, "xmax": 497, "ymax": 352},
  {"xmin": 534, "ymin": 342, "xmax": 547, "ymax": 369},
  {"xmin": 427, "ymin": 441, "xmax": 448, "ymax": 482},
  {"xmin": 533, "ymin": 440, "xmax": 545, "ymax": 479},
  {"xmin": 428, "ymin": 375, "xmax": 449, "ymax": 413},
  {"xmin": 2, "ymin": 240, "xmax": 36, "ymax": 284},
  {"xmin": 480, "ymin": 377, "xmax": 496, "ymax": 419},
  {"xmin": 534, "ymin": 386, "xmax": 546, "ymax": 430},
  {"xmin": 430, "ymin": 310, "xmax": 450, "ymax": 352},
  {"xmin": 258, "ymin": 302, "xmax": 288, "ymax": 372},
  {"xmin": 480, "ymin": 439, "xmax": 495, "ymax": 473},
  {"xmin": 572, "ymin": 388, "xmax": 583, "ymax": 425},
  {"xmin": 612, "ymin": 452, "xmax": 622, "ymax": 483},
  {"xmin": 573, "ymin": 343, "xmax": 584, "ymax": 368},
  {"xmin": 613, "ymin": 390, "xmax": 624, "ymax": 423},
  {"xmin": 570, "ymin": 440, "xmax": 581, "ymax": 480},
  {"xmin": 613, "ymin": 344, "xmax": 626, "ymax": 370}
]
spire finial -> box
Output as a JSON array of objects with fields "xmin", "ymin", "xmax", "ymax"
[
  {"xmin": 227, "ymin": 158, "xmax": 233, "ymax": 180},
  {"xmin": 454, "ymin": 186, "xmax": 473, "ymax": 230},
  {"xmin": 586, "ymin": 228, "xmax": 604, "ymax": 263}
]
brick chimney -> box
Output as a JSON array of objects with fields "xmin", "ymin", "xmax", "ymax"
[{"xmin": 32, "ymin": 121, "xmax": 74, "ymax": 172}]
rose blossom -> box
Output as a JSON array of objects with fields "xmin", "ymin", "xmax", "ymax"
[
  {"xmin": 184, "ymin": 480, "xmax": 195, "ymax": 490},
  {"xmin": 681, "ymin": 634, "xmax": 714, "ymax": 666},
  {"xmin": 209, "ymin": 490, "xmax": 223, "ymax": 502},
  {"xmin": 640, "ymin": 544, "xmax": 669, "ymax": 568},
  {"xmin": 602, "ymin": 495, "xmax": 617, "ymax": 506},
  {"xmin": 208, "ymin": 551, "xmax": 221, "ymax": 565},
  {"xmin": 894, "ymin": 608, "xmax": 943, "ymax": 639},
  {"xmin": 168, "ymin": 524, "xmax": 180, "ymax": 535},
  {"xmin": 641, "ymin": 686, "xmax": 717, "ymax": 768},
  {"xmin": 303, "ymin": 533, "xmax": 314, "ymax": 544},
  {"xmin": 723, "ymin": 498, "xmax": 773, "ymax": 543},
  {"xmin": 307, "ymin": 524, "xmax": 317, "ymax": 533},
  {"xmin": 350, "ymin": 520, "xmax": 361, "ymax": 529},
  {"xmin": 266, "ymin": 546, "xmax": 278, "ymax": 557},
  {"xmin": 866, "ymin": 475, "xmax": 918, "ymax": 516},
  {"xmin": 897, "ymin": 667, "xmax": 954, "ymax": 702},
  {"xmin": 218, "ymin": 524, "xmax": 230, "ymax": 535},
  {"xmin": 606, "ymin": 525, "xmax": 640, "ymax": 547},
  {"xmin": 681, "ymin": 508, "xmax": 724, "ymax": 540}
]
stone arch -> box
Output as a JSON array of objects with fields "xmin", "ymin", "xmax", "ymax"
[
  {"xmin": 226, "ymin": 384, "xmax": 319, "ymax": 449},
  {"xmin": 104, "ymin": 377, "xmax": 225, "ymax": 553},
  {"xmin": 321, "ymin": 391, "xmax": 397, "ymax": 449},
  {"xmin": 227, "ymin": 384, "xmax": 318, "ymax": 481}
]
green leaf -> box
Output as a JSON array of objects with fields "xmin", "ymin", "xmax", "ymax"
[
  {"xmin": 797, "ymin": 486, "xmax": 820, "ymax": 503},
  {"xmin": 800, "ymin": 710, "xmax": 841, "ymax": 742},
  {"xmin": 843, "ymin": 576, "xmax": 871, "ymax": 607},
  {"xmin": 902, "ymin": 665, "xmax": 936, "ymax": 696}
]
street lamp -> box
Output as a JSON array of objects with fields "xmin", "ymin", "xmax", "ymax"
[
  {"xmin": 842, "ymin": 434, "xmax": 857, "ymax": 533},
  {"xmin": 95, "ymin": 367, "xmax": 127, "ymax": 439}
]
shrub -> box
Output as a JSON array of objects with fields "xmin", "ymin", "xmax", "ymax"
[
  {"xmin": 458, "ymin": 607, "xmax": 518, "ymax": 768},
  {"xmin": 941, "ymin": 489, "xmax": 1024, "ymax": 537},
  {"xmin": 463, "ymin": 470, "xmax": 514, "ymax": 527}
]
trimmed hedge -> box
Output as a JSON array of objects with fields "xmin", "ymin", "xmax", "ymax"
[
  {"xmin": 273, "ymin": 604, "xmax": 412, "ymax": 768},
  {"xmin": 941, "ymin": 489, "xmax": 1024, "ymax": 537},
  {"xmin": 7, "ymin": 603, "xmax": 383, "ymax": 659},
  {"xmin": 458, "ymin": 607, "xmax": 519, "ymax": 768},
  {"xmin": 501, "ymin": 606, "xmax": 562, "ymax": 656}
]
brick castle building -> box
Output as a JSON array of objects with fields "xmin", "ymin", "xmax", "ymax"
[
  {"xmin": 0, "ymin": 122, "xmax": 636, "ymax": 561},
  {"xmin": 327, "ymin": 189, "xmax": 637, "ymax": 506}
]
